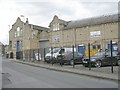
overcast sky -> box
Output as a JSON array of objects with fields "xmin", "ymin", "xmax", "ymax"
[{"xmin": 0, "ymin": 0, "xmax": 119, "ymax": 45}]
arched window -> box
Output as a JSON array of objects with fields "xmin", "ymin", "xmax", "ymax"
[{"xmin": 17, "ymin": 27, "xmax": 20, "ymax": 36}]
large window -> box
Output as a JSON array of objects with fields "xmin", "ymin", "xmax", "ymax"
[
  {"xmin": 17, "ymin": 27, "xmax": 20, "ymax": 36},
  {"xmin": 15, "ymin": 27, "xmax": 23, "ymax": 37},
  {"xmin": 53, "ymin": 23, "xmax": 59, "ymax": 31}
]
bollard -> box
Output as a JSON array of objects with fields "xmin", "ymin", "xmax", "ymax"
[
  {"xmin": 110, "ymin": 40, "xmax": 114, "ymax": 73},
  {"xmin": 88, "ymin": 43, "xmax": 91, "ymax": 70},
  {"xmin": 72, "ymin": 45, "xmax": 75, "ymax": 68},
  {"xmin": 44, "ymin": 48, "xmax": 46, "ymax": 62},
  {"xmin": 51, "ymin": 47, "xmax": 53, "ymax": 65}
]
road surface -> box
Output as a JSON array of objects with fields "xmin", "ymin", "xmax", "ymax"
[{"xmin": 2, "ymin": 57, "xmax": 118, "ymax": 88}]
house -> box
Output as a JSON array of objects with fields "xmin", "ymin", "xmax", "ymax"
[
  {"xmin": 49, "ymin": 14, "xmax": 119, "ymax": 55},
  {"xmin": 9, "ymin": 17, "xmax": 49, "ymax": 59}
]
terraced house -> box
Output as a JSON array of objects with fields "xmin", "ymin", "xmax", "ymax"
[
  {"xmin": 9, "ymin": 17, "xmax": 49, "ymax": 59},
  {"xmin": 49, "ymin": 14, "xmax": 119, "ymax": 56}
]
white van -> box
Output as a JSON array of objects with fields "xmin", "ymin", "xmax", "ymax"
[{"xmin": 45, "ymin": 48, "xmax": 76, "ymax": 63}]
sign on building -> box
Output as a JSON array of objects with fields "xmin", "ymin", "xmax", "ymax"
[{"xmin": 90, "ymin": 31, "xmax": 101, "ymax": 38}]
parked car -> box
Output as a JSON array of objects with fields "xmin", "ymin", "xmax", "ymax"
[
  {"xmin": 82, "ymin": 51, "xmax": 120, "ymax": 68},
  {"xmin": 45, "ymin": 48, "xmax": 76, "ymax": 63},
  {"xmin": 57, "ymin": 51, "xmax": 84, "ymax": 65}
]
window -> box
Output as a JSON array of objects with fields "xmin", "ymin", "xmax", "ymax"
[
  {"xmin": 59, "ymin": 49, "xmax": 65, "ymax": 54},
  {"xmin": 9, "ymin": 41, "xmax": 12, "ymax": 49},
  {"xmin": 97, "ymin": 45, "xmax": 101, "ymax": 49},
  {"xmin": 53, "ymin": 35, "xmax": 60, "ymax": 43},
  {"xmin": 93, "ymin": 45, "xmax": 96, "ymax": 49},
  {"xmin": 17, "ymin": 27, "xmax": 20, "ymax": 36},
  {"xmin": 53, "ymin": 23, "xmax": 59, "ymax": 31},
  {"xmin": 13, "ymin": 42, "xmax": 16, "ymax": 48},
  {"xmin": 15, "ymin": 31, "xmax": 17, "ymax": 37},
  {"xmin": 57, "ymin": 23, "xmax": 59, "ymax": 30},
  {"xmin": 21, "ymin": 29, "xmax": 23, "ymax": 35},
  {"xmin": 32, "ymin": 31, "xmax": 36, "ymax": 38}
]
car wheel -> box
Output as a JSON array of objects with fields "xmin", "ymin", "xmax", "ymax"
[{"xmin": 95, "ymin": 61, "xmax": 101, "ymax": 68}]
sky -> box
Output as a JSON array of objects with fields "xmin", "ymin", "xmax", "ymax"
[{"xmin": 0, "ymin": 0, "xmax": 119, "ymax": 45}]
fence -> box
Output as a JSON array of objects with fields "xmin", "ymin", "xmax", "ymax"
[{"xmin": 16, "ymin": 40, "xmax": 120, "ymax": 73}]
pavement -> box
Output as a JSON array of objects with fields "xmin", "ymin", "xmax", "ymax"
[{"xmin": 10, "ymin": 59, "xmax": 119, "ymax": 82}]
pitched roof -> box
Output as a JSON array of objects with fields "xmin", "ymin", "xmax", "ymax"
[
  {"xmin": 65, "ymin": 14, "xmax": 118, "ymax": 29},
  {"xmin": 29, "ymin": 24, "xmax": 49, "ymax": 31},
  {"xmin": 49, "ymin": 15, "xmax": 68, "ymax": 27},
  {"xmin": 58, "ymin": 19, "xmax": 68, "ymax": 26}
]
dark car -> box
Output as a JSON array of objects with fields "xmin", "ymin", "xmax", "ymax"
[
  {"xmin": 57, "ymin": 52, "xmax": 84, "ymax": 65},
  {"xmin": 82, "ymin": 51, "xmax": 120, "ymax": 68}
]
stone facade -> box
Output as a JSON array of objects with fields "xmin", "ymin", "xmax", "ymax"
[
  {"xmin": 49, "ymin": 14, "xmax": 119, "ymax": 54},
  {"xmin": 9, "ymin": 14, "xmax": 120, "ymax": 58},
  {"xmin": 9, "ymin": 17, "xmax": 49, "ymax": 59}
]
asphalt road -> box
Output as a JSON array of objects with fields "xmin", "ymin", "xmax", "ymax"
[{"xmin": 2, "ymin": 57, "xmax": 118, "ymax": 88}]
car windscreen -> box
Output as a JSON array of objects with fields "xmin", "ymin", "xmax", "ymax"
[
  {"xmin": 52, "ymin": 48, "xmax": 60, "ymax": 53},
  {"xmin": 48, "ymin": 48, "xmax": 60, "ymax": 53},
  {"xmin": 59, "ymin": 49, "xmax": 65, "ymax": 54}
]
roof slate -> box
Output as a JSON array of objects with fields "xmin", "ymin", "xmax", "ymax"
[
  {"xmin": 32, "ymin": 24, "xmax": 49, "ymax": 31},
  {"xmin": 65, "ymin": 14, "xmax": 118, "ymax": 29}
]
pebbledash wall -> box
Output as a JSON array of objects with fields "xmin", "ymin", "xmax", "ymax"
[{"xmin": 49, "ymin": 14, "xmax": 119, "ymax": 55}]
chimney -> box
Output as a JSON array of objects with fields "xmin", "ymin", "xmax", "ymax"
[{"xmin": 26, "ymin": 18, "xmax": 29, "ymax": 24}]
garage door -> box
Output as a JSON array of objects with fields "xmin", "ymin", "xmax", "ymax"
[
  {"xmin": 39, "ymin": 40, "xmax": 49, "ymax": 60},
  {"xmin": 39, "ymin": 40, "xmax": 49, "ymax": 48}
]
